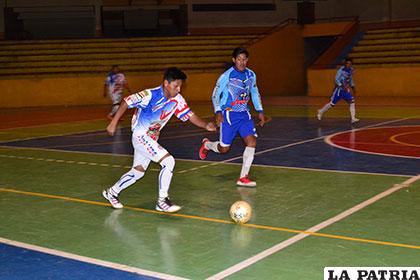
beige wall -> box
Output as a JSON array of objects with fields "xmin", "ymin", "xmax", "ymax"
[
  {"xmin": 0, "ymin": 71, "xmax": 222, "ymax": 108},
  {"xmin": 248, "ymin": 24, "xmax": 305, "ymax": 96},
  {"xmin": 307, "ymin": 66, "xmax": 420, "ymax": 97}
]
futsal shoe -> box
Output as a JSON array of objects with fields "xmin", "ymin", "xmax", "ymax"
[
  {"xmin": 317, "ymin": 110, "xmax": 322, "ymax": 121},
  {"xmin": 102, "ymin": 189, "xmax": 124, "ymax": 209},
  {"xmin": 237, "ymin": 175, "xmax": 257, "ymax": 187},
  {"xmin": 199, "ymin": 138, "xmax": 210, "ymax": 160},
  {"xmin": 156, "ymin": 197, "xmax": 181, "ymax": 213},
  {"xmin": 351, "ymin": 118, "xmax": 360, "ymax": 124}
]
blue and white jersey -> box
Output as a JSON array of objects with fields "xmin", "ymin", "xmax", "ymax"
[
  {"xmin": 212, "ymin": 67, "xmax": 263, "ymax": 113},
  {"xmin": 105, "ymin": 72, "xmax": 127, "ymax": 96},
  {"xmin": 335, "ymin": 66, "xmax": 354, "ymax": 88},
  {"xmin": 124, "ymin": 86, "xmax": 193, "ymax": 140}
]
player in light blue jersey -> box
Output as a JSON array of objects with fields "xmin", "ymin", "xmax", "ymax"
[
  {"xmin": 199, "ymin": 47, "xmax": 266, "ymax": 187},
  {"xmin": 317, "ymin": 58, "xmax": 359, "ymax": 123},
  {"xmin": 103, "ymin": 67, "xmax": 216, "ymax": 212}
]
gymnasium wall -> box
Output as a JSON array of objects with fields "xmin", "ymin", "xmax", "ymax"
[
  {"xmin": 248, "ymin": 24, "xmax": 305, "ymax": 96},
  {"xmin": 0, "ymin": 71, "xmax": 221, "ymax": 108},
  {"xmin": 307, "ymin": 67, "xmax": 420, "ymax": 97}
]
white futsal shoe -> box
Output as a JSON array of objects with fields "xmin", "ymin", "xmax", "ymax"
[
  {"xmin": 317, "ymin": 110, "xmax": 322, "ymax": 121},
  {"xmin": 156, "ymin": 197, "xmax": 181, "ymax": 213},
  {"xmin": 102, "ymin": 189, "xmax": 124, "ymax": 209}
]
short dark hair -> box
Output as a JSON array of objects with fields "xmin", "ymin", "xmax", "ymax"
[
  {"xmin": 232, "ymin": 47, "xmax": 249, "ymax": 58},
  {"xmin": 345, "ymin": 58, "xmax": 353, "ymax": 63},
  {"xmin": 164, "ymin": 67, "xmax": 187, "ymax": 82}
]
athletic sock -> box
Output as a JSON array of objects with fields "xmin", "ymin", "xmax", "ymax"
[
  {"xmin": 350, "ymin": 103, "xmax": 356, "ymax": 119},
  {"xmin": 110, "ymin": 168, "xmax": 144, "ymax": 196},
  {"xmin": 158, "ymin": 156, "xmax": 175, "ymax": 198},
  {"xmin": 240, "ymin": 147, "xmax": 255, "ymax": 178},
  {"xmin": 205, "ymin": 141, "xmax": 220, "ymax": 153},
  {"xmin": 319, "ymin": 103, "xmax": 332, "ymax": 114}
]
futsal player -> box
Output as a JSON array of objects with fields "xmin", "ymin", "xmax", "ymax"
[
  {"xmin": 103, "ymin": 67, "xmax": 216, "ymax": 212},
  {"xmin": 199, "ymin": 47, "xmax": 265, "ymax": 187},
  {"xmin": 317, "ymin": 58, "xmax": 359, "ymax": 124},
  {"xmin": 103, "ymin": 65, "xmax": 132, "ymax": 120}
]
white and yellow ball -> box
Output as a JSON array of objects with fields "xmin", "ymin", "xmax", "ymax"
[{"xmin": 229, "ymin": 200, "xmax": 252, "ymax": 224}]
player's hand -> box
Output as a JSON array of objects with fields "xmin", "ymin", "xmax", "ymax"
[
  {"xmin": 257, "ymin": 113, "xmax": 266, "ymax": 127},
  {"xmin": 206, "ymin": 122, "xmax": 217, "ymax": 132},
  {"xmin": 215, "ymin": 113, "xmax": 223, "ymax": 127},
  {"xmin": 107, "ymin": 123, "xmax": 117, "ymax": 136}
]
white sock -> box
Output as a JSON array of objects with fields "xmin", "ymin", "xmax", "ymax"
[
  {"xmin": 158, "ymin": 156, "xmax": 175, "ymax": 198},
  {"xmin": 205, "ymin": 141, "xmax": 220, "ymax": 153},
  {"xmin": 110, "ymin": 168, "xmax": 144, "ymax": 196},
  {"xmin": 350, "ymin": 103, "xmax": 356, "ymax": 119},
  {"xmin": 319, "ymin": 103, "xmax": 332, "ymax": 114},
  {"xmin": 240, "ymin": 147, "xmax": 255, "ymax": 178}
]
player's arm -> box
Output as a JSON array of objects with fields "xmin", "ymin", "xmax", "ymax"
[
  {"xmin": 250, "ymin": 73, "xmax": 265, "ymax": 127},
  {"xmin": 212, "ymin": 74, "xmax": 228, "ymax": 126},
  {"xmin": 188, "ymin": 113, "xmax": 216, "ymax": 132},
  {"xmin": 350, "ymin": 74, "xmax": 356, "ymax": 95},
  {"xmin": 107, "ymin": 100, "xmax": 128, "ymax": 136},
  {"xmin": 335, "ymin": 68, "xmax": 343, "ymax": 88}
]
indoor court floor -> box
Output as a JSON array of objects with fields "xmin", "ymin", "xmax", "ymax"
[{"xmin": 0, "ymin": 101, "xmax": 419, "ymax": 279}]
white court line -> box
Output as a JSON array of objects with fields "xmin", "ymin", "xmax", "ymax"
[
  {"xmin": 0, "ymin": 146, "xmax": 414, "ymax": 178},
  {"xmin": 224, "ymin": 117, "xmax": 419, "ymax": 163},
  {"xmin": 0, "ymin": 237, "xmax": 189, "ymax": 280},
  {"xmin": 178, "ymin": 116, "xmax": 419, "ymax": 174},
  {"xmin": 207, "ymin": 175, "xmax": 420, "ymax": 280}
]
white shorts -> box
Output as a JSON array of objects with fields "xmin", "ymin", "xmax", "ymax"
[
  {"xmin": 132, "ymin": 132, "xmax": 168, "ymax": 169},
  {"xmin": 110, "ymin": 92, "xmax": 123, "ymax": 105}
]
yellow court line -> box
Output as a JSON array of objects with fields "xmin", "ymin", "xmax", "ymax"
[
  {"xmin": 1, "ymin": 187, "xmax": 420, "ymax": 251},
  {"xmin": 390, "ymin": 131, "xmax": 420, "ymax": 148}
]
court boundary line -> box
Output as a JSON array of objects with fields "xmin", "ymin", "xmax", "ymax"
[
  {"xmin": 0, "ymin": 147, "xmax": 413, "ymax": 178},
  {"xmin": 1, "ymin": 186, "xmax": 420, "ymax": 252},
  {"xmin": 217, "ymin": 116, "xmax": 420, "ymax": 163},
  {"xmin": 177, "ymin": 116, "xmax": 420, "ymax": 174},
  {"xmin": 325, "ymin": 124, "xmax": 420, "ymax": 160},
  {"xmin": 0, "ymin": 237, "xmax": 189, "ymax": 280},
  {"xmin": 206, "ymin": 175, "xmax": 420, "ymax": 280}
]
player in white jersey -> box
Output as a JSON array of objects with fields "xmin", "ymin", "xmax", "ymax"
[
  {"xmin": 103, "ymin": 67, "xmax": 216, "ymax": 213},
  {"xmin": 103, "ymin": 65, "xmax": 132, "ymax": 120}
]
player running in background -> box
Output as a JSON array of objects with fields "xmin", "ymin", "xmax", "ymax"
[
  {"xmin": 103, "ymin": 65, "xmax": 132, "ymax": 120},
  {"xmin": 103, "ymin": 67, "xmax": 216, "ymax": 213},
  {"xmin": 317, "ymin": 58, "xmax": 359, "ymax": 124},
  {"xmin": 199, "ymin": 47, "xmax": 265, "ymax": 187}
]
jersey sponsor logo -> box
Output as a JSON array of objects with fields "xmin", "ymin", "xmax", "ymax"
[{"xmin": 159, "ymin": 100, "xmax": 178, "ymax": 120}]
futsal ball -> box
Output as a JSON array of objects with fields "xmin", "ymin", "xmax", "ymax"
[{"xmin": 229, "ymin": 201, "xmax": 252, "ymax": 224}]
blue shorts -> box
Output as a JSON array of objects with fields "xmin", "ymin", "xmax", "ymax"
[
  {"xmin": 330, "ymin": 87, "xmax": 354, "ymax": 105},
  {"xmin": 220, "ymin": 111, "xmax": 257, "ymax": 147}
]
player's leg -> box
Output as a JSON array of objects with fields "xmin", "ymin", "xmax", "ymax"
[
  {"xmin": 103, "ymin": 146, "xmax": 150, "ymax": 209},
  {"xmin": 343, "ymin": 92, "xmax": 359, "ymax": 123},
  {"xmin": 109, "ymin": 93, "xmax": 122, "ymax": 119},
  {"xmin": 349, "ymin": 102, "xmax": 359, "ymax": 123},
  {"xmin": 199, "ymin": 111, "xmax": 236, "ymax": 159},
  {"xmin": 317, "ymin": 87, "xmax": 340, "ymax": 120},
  {"xmin": 155, "ymin": 153, "xmax": 181, "ymax": 213},
  {"xmin": 237, "ymin": 113, "xmax": 258, "ymax": 187}
]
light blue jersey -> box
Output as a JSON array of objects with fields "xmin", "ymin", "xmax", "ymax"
[
  {"xmin": 330, "ymin": 66, "xmax": 355, "ymax": 105},
  {"xmin": 212, "ymin": 67, "xmax": 263, "ymax": 113},
  {"xmin": 335, "ymin": 66, "xmax": 354, "ymax": 88},
  {"xmin": 124, "ymin": 86, "xmax": 192, "ymax": 140}
]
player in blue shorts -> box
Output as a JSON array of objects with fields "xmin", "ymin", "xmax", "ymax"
[
  {"xmin": 317, "ymin": 58, "xmax": 359, "ymax": 124},
  {"xmin": 199, "ymin": 47, "xmax": 265, "ymax": 187}
]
